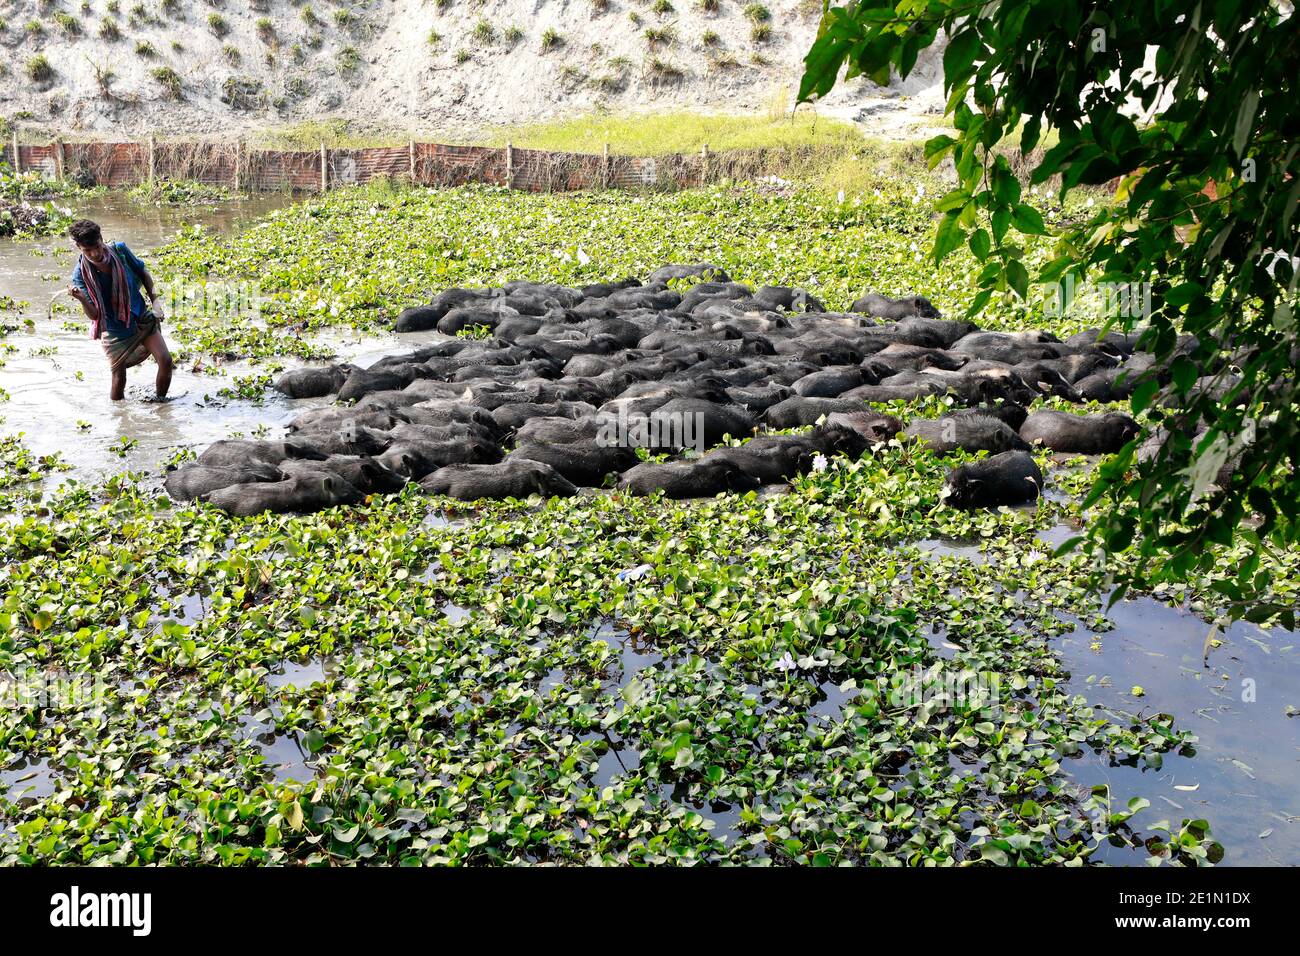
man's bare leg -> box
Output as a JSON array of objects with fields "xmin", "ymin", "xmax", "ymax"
[
  {"xmin": 140, "ymin": 330, "xmax": 174, "ymax": 399},
  {"xmin": 110, "ymin": 367, "xmax": 127, "ymax": 401}
]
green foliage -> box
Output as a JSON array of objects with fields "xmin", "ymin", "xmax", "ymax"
[
  {"xmin": 53, "ymin": 12, "xmax": 80, "ymax": 35},
  {"xmin": 0, "ymin": 411, "xmax": 1273, "ymax": 863},
  {"xmin": 24, "ymin": 55, "xmax": 53, "ymax": 84},
  {"xmin": 798, "ymin": 0, "xmax": 1300, "ymax": 620},
  {"xmin": 207, "ymin": 12, "xmax": 228, "ymax": 36},
  {"xmin": 473, "ymin": 17, "xmax": 494, "ymax": 44},
  {"xmin": 540, "ymin": 28, "xmax": 562, "ymax": 52},
  {"xmin": 643, "ymin": 25, "xmax": 675, "ymax": 47},
  {"xmin": 127, "ymin": 178, "xmax": 234, "ymax": 206},
  {"xmin": 151, "ymin": 65, "xmax": 183, "ymax": 100},
  {"xmin": 135, "ymin": 39, "xmax": 157, "ymax": 58},
  {"xmin": 743, "ymin": 2, "xmax": 769, "ymax": 23},
  {"xmin": 502, "ymin": 25, "xmax": 522, "ymax": 44},
  {"xmin": 97, "ymin": 18, "xmax": 121, "ymax": 41}
]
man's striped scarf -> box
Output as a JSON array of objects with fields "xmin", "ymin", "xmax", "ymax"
[{"xmin": 77, "ymin": 243, "xmax": 134, "ymax": 339}]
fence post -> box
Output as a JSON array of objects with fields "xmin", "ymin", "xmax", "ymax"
[
  {"xmin": 320, "ymin": 142, "xmax": 328, "ymax": 192},
  {"xmin": 147, "ymin": 136, "xmax": 157, "ymax": 184},
  {"xmin": 11, "ymin": 131, "xmax": 20, "ymax": 174},
  {"xmin": 233, "ymin": 139, "xmax": 243, "ymax": 191},
  {"xmin": 53, "ymin": 138, "xmax": 65, "ymax": 180},
  {"xmin": 408, "ymin": 139, "xmax": 416, "ymax": 183},
  {"xmin": 505, "ymin": 141, "xmax": 513, "ymax": 189},
  {"xmin": 602, "ymin": 142, "xmax": 610, "ymax": 190},
  {"xmin": 700, "ymin": 143, "xmax": 709, "ymax": 184}
]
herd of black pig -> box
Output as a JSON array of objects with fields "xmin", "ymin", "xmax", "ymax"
[{"xmin": 165, "ymin": 263, "xmax": 1167, "ymax": 517}]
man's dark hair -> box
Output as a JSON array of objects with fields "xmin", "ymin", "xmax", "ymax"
[{"xmin": 68, "ymin": 219, "xmax": 102, "ymax": 247}]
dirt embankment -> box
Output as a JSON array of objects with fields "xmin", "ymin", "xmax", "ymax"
[{"xmin": 1, "ymin": 0, "xmax": 946, "ymax": 139}]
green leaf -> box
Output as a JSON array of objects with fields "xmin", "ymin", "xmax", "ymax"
[{"xmin": 1011, "ymin": 203, "xmax": 1047, "ymax": 235}]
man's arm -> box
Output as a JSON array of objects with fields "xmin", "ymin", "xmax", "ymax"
[
  {"xmin": 66, "ymin": 267, "xmax": 97, "ymax": 320},
  {"xmin": 118, "ymin": 243, "xmax": 160, "ymax": 304}
]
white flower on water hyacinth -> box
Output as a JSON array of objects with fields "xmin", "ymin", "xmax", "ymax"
[
  {"xmin": 576, "ymin": 247, "xmax": 590, "ymax": 266},
  {"xmin": 812, "ymin": 453, "xmax": 829, "ymax": 472},
  {"xmin": 774, "ymin": 652, "xmax": 797, "ymax": 673}
]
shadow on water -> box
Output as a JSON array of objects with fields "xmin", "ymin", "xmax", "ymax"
[{"xmin": 1057, "ymin": 598, "xmax": 1300, "ymax": 865}]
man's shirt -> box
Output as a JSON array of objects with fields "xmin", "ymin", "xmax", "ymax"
[{"xmin": 70, "ymin": 241, "xmax": 149, "ymax": 339}]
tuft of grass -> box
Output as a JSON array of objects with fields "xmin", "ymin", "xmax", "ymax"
[
  {"xmin": 751, "ymin": 23, "xmax": 772, "ymax": 43},
  {"xmin": 207, "ymin": 12, "xmax": 229, "ymax": 36},
  {"xmin": 223, "ymin": 44, "xmax": 241, "ymax": 65},
  {"xmin": 256, "ymin": 17, "xmax": 275, "ymax": 41},
  {"xmin": 24, "ymin": 19, "xmax": 44, "ymax": 36},
  {"xmin": 301, "ymin": 6, "xmax": 320, "ymax": 27},
  {"xmin": 645, "ymin": 57, "xmax": 684, "ymax": 81},
  {"xmin": 540, "ymin": 28, "xmax": 563, "ymax": 52},
  {"xmin": 698, "ymin": 0, "xmax": 719, "ymax": 10},
  {"xmin": 135, "ymin": 40, "xmax": 157, "ymax": 57},
  {"xmin": 473, "ymin": 17, "xmax": 495, "ymax": 44},
  {"xmin": 333, "ymin": 8, "xmax": 355, "ymax": 28},
  {"xmin": 652, "ymin": 0, "xmax": 674, "ymax": 12},
  {"xmin": 743, "ymin": 2, "xmax": 770, "ymax": 22},
  {"xmin": 151, "ymin": 65, "xmax": 182, "ymax": 100},
  {"xmin": 98, "ymin": 19, "xmax": 121, "ymax": 41},
  {"xmin": 455, "ymin": 48, "xmax": 472, "ymax": 64},
  {"xmin": 701, "ymin": 29, "xmax": 720, "ymax": 46},
  {"xmin": 589, "ymin": 0, "xmax": 609, "ymax": 11},
  {"xmin": 503, "ymin": 25, "xmax": 523, "ymax": 44},
  {"xmin": 428, "ymin": 29, "xmax": 442, "ymax": 46},
  {"xmin": 338, "ymin": 45, "xmax": 360, "ymax": 74},
  {"xmin": 644, "ymin": 25, "xmax": 676, "ymax": 47},
  {"xmin": 24, "ymin": 54, "xmax": 54, "ymax": 83},
  {"xmin": 53, "ymin": 12, "xmax": 80, "ymax": 35}
]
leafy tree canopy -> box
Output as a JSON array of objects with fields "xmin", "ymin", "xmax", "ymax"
[{"xmin": 800, "ymin": 0, "xmax": 1299, "ymax": 624}]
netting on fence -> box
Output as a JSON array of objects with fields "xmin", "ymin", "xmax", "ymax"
[{"xmin": 2, "ymin": 139, "xmax": 756, "ymax": 194}]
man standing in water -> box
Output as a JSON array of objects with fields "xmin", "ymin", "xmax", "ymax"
[{"xmin": 65, "ymin": 219, "xmax": 174, "ymax": 401}]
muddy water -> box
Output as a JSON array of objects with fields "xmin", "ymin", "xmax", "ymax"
[{"xmin": 0, "ymin": 194, "xmax": 442, "ymax": 488}]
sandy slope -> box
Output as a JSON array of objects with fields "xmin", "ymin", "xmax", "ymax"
[{"xmin": 1, "ymin": 0, "xmax": 946, "ymax": 139}]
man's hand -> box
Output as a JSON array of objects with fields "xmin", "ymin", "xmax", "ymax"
[{"xmin": 66, "ymin": 284, "xmax": 88, "ymax": 305}]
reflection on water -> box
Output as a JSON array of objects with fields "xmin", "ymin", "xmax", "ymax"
[
  {"xmin": 1, "ymin": 756, "xmax": 58, "ymax": 803},
  {"xmin": 1058, "ymin": 598, "xmax": 1300, "ymax": 866}
]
